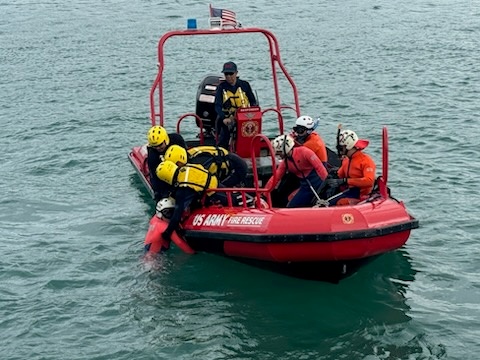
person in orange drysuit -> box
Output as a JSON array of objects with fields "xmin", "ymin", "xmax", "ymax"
[
  {"xmin": 326, "ymin": 129, "xmax": 376, "ymax": 206},
  {"xmin": 291, "ymin": 115, "xmax": 328, "ymax": 167}
]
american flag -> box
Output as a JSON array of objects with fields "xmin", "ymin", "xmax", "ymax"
[{"xmin": 209, "ymin": 5, "xmax": 238, "ymax": 27}]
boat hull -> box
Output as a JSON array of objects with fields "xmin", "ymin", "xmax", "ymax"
[
  {"xmin": 135, "ymin": 140, "xmax": 418, "ymax": 281},
  {"xmin": 181, "ymin": 199, "xmax": 417, "ymax": 261},
  {"xmin": 231, "ymin": 256, "xmax": 380, "ymax": 283}
]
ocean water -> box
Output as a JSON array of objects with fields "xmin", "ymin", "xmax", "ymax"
[{"xmin": 1, "ymin": 0, "xmax": 479, "ymax": 359}]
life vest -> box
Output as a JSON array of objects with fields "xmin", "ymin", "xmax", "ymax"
[
  {"xmin": 222, "ymin": 88, "xmax": 250, "ymax": 115},
  {"xmin": 175, "ymin": 163, "xmax": 218, "ymax": 195},
  {"xmin": 187, "ymin": 146, "xmax": 230, "ymax": 178}
]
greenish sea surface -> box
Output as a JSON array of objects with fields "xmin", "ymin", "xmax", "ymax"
[{"xmin": 1, "ymin": 1, "xmax": 479, "ymax": 359}]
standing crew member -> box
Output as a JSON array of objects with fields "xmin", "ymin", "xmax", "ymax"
[{"xmin": 214, "ymin": 61, "xmax": 257, "ymax": 148}]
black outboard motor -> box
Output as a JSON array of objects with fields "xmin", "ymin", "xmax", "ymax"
[{"xmin": 195, "ymin": 75, "xmax": 223, "ymax": 137}]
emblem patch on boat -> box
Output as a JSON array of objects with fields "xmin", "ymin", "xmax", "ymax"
[
  {"xmin": 241, "ymin": 121, "xmax": 259, "ymax": 137},
  {"xmin": 342, "ymin": 213, "xmax": 354, "ymax": 224}
]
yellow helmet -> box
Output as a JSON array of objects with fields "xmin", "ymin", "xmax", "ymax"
[
  {"xmin": 147, "ymin": 126, "xmax": 170, "ymax": 147},
  {"xmin": 155, "ymin": 161, "xmax": 178, "ymax": 185},
  {"xmin": 164, "ymin": 145, "xmax": 188, "ymax": 165}
]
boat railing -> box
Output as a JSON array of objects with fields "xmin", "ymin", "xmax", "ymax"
[
  {"xmin": 201, "ymin": 134, "xmax": 277, "ymax": 209},
  {"xmin": 261, "ymin": 105, "xmax": 298, "ymax": 135},
  {"xmin": 176, "ymin": 112, "xmax": 207, "ymax": 145},
  {"xmin": 149, "ymin": 27, "xmax": 301, "ymax": 133}
]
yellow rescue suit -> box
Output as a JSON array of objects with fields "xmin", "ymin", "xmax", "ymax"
[
  {"xmin": 175, "ymin": 163, "xmax": 218, "ymax": 196},
  {"xmin": 187, "ymin": 146, "xmax": 230, "ymax": 178}
]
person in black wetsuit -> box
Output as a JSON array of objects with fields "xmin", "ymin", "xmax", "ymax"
[
  {"xmin": 146, "ymin": 125, "xmax": 187, "ymax": 201},
  {"xmin": 164, "ymin": 144, "xmax": 248, "ymax": 188},
  {"xmin": 155, "ymin": 160, "xmax": 221, "ymax": 249}
]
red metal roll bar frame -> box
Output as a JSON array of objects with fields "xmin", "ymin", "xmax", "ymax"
[{"xmin": 149, "ymin": 27, "xmax": 301, "ymax": 135}]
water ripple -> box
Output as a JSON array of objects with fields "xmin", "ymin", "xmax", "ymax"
[{"xmin": 1, "ymin": 0, "xmax": 480, "ymax": 359}]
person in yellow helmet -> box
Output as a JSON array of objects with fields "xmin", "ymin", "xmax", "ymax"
[
  {"xmin": 164, "ymin": 144, "xmax": 248, "ymax": 188},
  {"xmin": 146, "ymin": 125, "xmax": 187, "ymax": 201},
  {"xmin": 155, "ymin": 160, "xmax": 223, "ymax": 246},
  {"xmin": 214, "ymin": 61, "xmax": 257, "ymax": 148}
]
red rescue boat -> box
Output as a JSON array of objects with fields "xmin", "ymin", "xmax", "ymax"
[{"xmin": 128, "ymin": 9, "xmax": 418, "ymax": 282}]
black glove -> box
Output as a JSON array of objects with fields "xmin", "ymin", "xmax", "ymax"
[
  {"xmin": 161, "ymin": 230, "xmax": 172, "ymax": 243},
  {"xmin": 154, "ymin": 192, "xmax": 162, "ymax": 202},
  {"xmin": 326, "ymin": 178, "xmax": 347, "ymax": 188},
  {"xmin": 328, "ymin": 167, "xmax": 339, "ymax": 176}
]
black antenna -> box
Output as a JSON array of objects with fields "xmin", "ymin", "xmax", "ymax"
[{"xmin": 336, "ymin": 123, "xmax": 343, "ymax": 157}]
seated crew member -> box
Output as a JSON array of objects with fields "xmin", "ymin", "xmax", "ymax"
[
  {"xmin": 326, "ymin": 129, "xmax": 376, "ymax": 206},
  {"xmin": 292, "ymin": 116, "xmax": 328, "ymax": 167},
  {"xmin": 146, "ymin": 125, "xmax": 187, "ymax": 201},
  {"xmin": 265, "ymin": 134, "xmax": 328, "ymax": 208},
  {"xmin": 155, "ymin": 160, "xmax": 224, "ymax": 247},
  {"xmin": 214, "ymin": 61, "xmax": 257, "ymax": 149},
  {"xmin": 164, "ymin": 145, "xmax": 248, "ymax": 188}
]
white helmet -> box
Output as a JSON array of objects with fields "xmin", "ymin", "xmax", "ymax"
[
  {"xmin": 271, "ymin": 134, "xmax": 295, "ymax": 156},
  {"xmin": 338, "ymin": 130, "xmax": 359, "ymax": 150},
  {"xmin": 295, "ymin": 116, "xmax": 315, "ymax": 129},
  {"xmin": 156, "ymin": 197, "xmax": 176, "ymax": 220}
]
